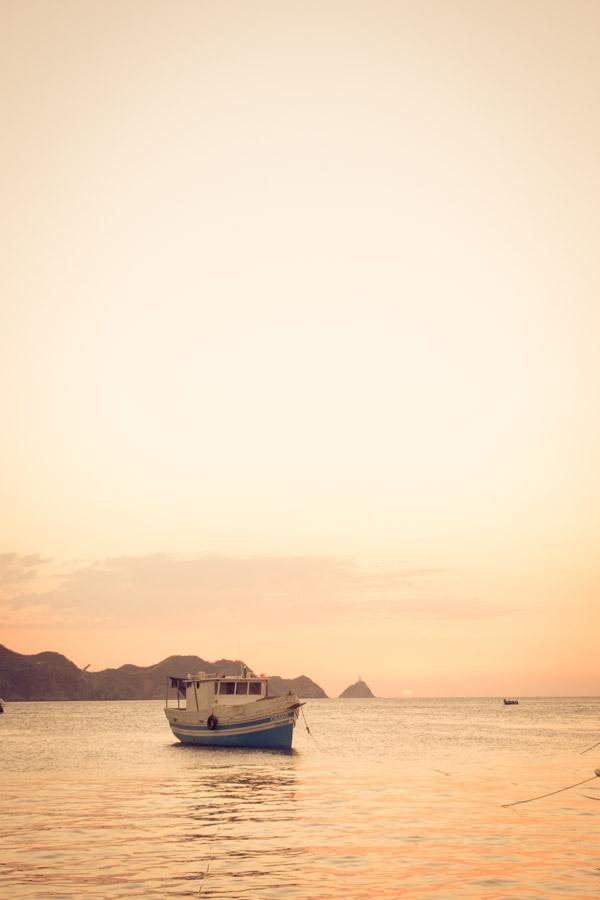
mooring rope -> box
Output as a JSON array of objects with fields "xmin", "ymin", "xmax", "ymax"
[
  {"xmin": 198, "ymin": 822, "xmax": 220, "ymax": 895},
  {"xmin": 579, "ymin": 739, "xmax": 600, "ymax": 756},
  {"xmin": 502, "ymin": 770, "xmax": 600, "ymax": 808},
  {"xmin": 300, "ymin": 707, "xmax": 331, "ymax": 754}
]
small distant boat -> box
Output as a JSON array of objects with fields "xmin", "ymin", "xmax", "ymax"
[
  {"xmin": 164, "ymin": 670, "xmax": 303, "ymax": 749},
  {"xmin": 503, "ymin": 698, "xmax": 519, "ymax": 705}
]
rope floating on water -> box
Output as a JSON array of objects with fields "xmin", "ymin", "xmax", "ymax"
[
  {"xmin": 502, "ymin": 770, "xmax": 600, "ymax": 808},
  {"xmin": 198, "ymin": 822, "xmax": 220, "ymax": 895},
  {"xmin": 579, "ymin": 739, "xmax": 600, "ymax": 755}
]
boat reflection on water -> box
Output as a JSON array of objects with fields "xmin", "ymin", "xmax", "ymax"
[{"xmin": 174, "ymin": 763, "xmax": 300, "ymax": 896}]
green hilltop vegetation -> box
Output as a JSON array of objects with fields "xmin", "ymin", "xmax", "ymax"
[{"xmin": 0, "ymin": 644, "xmax": 327, "ymax": 701}]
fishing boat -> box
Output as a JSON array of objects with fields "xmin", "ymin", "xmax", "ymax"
[
  {"xmin": 164, "ymin": 670, "xmax": 303, "ymax": 749},
  {"xmin": 503, "ymin": 698, "xmax": 519, "ymax": 705}
]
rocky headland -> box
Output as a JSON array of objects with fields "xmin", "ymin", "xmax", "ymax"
[{"xmin": 0, "ymin": 644, "xmax": 328, "ymax": 701}]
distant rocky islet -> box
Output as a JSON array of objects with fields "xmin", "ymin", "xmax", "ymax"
[{"xmin": 338, "ymin": 679, "xmax": 375, "ymax": 698}]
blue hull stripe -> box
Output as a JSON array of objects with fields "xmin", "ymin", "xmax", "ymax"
[
  {"xmin": 168, "ymin": 710, "xmax": 295, "ymax": 733},
  {"xmin": 172, "ymin": 720, "xmax": 293, "ymax": 740},
  {"xmin": 172, "ymin": 720, "xmax": 294, "ymax": 749}
]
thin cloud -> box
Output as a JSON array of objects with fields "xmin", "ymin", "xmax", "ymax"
[
  {"xmin": 1, "ymin": 552, "xmax": 513, "ymax": 630},
  {"xmin": 0, "ymin": 554, "xmax": 52, "ymax": 598}
]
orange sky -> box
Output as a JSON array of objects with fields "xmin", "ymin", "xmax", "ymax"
[{"xmin": 2, "ymin": 1, "xmax": 599, "ymax": 696}]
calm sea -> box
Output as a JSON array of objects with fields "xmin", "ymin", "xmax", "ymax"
[{"xmin": 1, "ymin": 697, "xmax": 600, "ymax": 898}]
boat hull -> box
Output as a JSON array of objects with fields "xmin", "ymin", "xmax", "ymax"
[{"xmin": 167, "ymin": 705, "xmax": 299, "ymax": 749}]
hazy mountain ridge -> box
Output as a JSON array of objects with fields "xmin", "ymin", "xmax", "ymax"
[{"xmin": 0, "ymin": 645, "xmax": 328, "ymax": 700}]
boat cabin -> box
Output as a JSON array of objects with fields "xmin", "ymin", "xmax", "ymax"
[{"xmin": 166, "ymin": 672, "xmax": 268, "ymax": 712}]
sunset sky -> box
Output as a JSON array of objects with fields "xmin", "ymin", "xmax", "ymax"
[{"xmin": 2, "ymin": 0, "xmax": 599, "ymax": 696}]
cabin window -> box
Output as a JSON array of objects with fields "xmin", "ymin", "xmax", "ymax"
[
  {"xmin": 218, "ymin": 682, "xmax": 235, "ymax": 695},
  {"xmin": 235, "ymin": 682, "xmax": 248, "ymax": 695},
  {"xmin": 249, "ymin": 681, "xmax": 262, "ymax": 695}
]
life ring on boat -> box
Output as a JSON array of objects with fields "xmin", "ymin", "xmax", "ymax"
[{"xmin": 207, "ymin": 714, "xmax": 218, "ymax": 731}]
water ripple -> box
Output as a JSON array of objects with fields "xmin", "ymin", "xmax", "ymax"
[{"xmin": 1, "ymin": 698, "xmax": 600, "ymax": 896}]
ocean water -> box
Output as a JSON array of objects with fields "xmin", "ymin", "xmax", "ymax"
[{"xmin": 1, "ymin": 698, "xmax": 600, "ymax": 898}]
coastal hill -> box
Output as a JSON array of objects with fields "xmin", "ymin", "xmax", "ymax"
[
  {"xmin": 0, "ymin": 644, "xmax": 328, "ymax": 701},
  {"xmin": 339, "ymin": 678, "xmax": 375, "ymax": 698}
]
